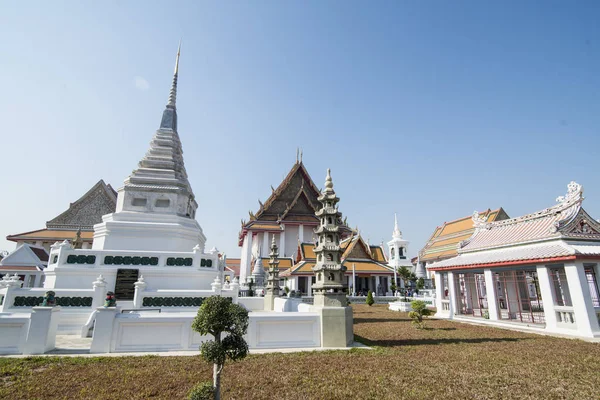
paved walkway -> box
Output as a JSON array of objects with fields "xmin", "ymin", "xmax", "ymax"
[{"xmin": 1, "ymin": 336, "xmax": 369, "ymax": 358}]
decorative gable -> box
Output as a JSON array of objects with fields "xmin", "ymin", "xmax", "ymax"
[
  {"xmin": 560, "ymin": 208, "xmax": 600, "ymax": 239},
  {"xmin": 0, "ymin": 244, "xmax": 47, "ymax": 269},
  {"xmin": 46, "ymin": 180, "xmax": 117, "ymax": 230}
]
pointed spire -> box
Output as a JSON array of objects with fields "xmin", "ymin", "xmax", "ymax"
[
  {"xmin": 324, "ymin": 168, "xmax": 334, "ymax": 194},
  {"xmin": 167, "ymin": 41, "xmax": 181, "ymax": 108},
  {"xmin": 160, "ymin": 43, "xmax": 181, "ymax": 131},
  {"xmin": 393, "ymin": 213, "xmax": 403, "ymax": 239}
]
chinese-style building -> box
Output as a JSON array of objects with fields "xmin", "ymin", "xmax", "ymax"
[{"xmin": 428, "ymin": 182, "xmax": 600, "ymax": 339}]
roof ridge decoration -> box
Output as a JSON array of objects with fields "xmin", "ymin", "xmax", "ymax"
[{"xmin": 484, "ymin": 181, "xmax": 583, "ymax": 230}]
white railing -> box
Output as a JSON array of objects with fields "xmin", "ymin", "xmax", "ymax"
[
  {"xmin": 48, "ymin": 240, "xmax": 219, "ymax": 270},
  {"xmin": 132, "ymin": 276, "xmax": 239, "ymax": 308},
  {"xmin": 555, "ymin": 306, "xmax": 577, "ymax": 329},
  {"xmin": 441, "ymin": 300, "xmax": 450, "ymax": 311},
  {"xmin": 0, "ymin": 274, "xmax": 106, "ymax": 312}
]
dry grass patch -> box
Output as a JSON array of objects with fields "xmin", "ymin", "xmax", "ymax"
[{"xmin": 1, "ymin": 305, "xmax": 599, "ymax": 399}]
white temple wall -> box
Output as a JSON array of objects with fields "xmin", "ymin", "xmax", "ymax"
[{"xmin": 283, "ymin": 225, "xmax": 299, "ymax": 257}]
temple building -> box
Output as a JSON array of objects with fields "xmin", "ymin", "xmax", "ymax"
[
  {"xmin": 417, "ymin": 208, "xmax": 510, "ymax": 278},
  {"xmin": 281, "ymin": 231, "xmax": 393, "ymax": 295},
  {"xmin": 6, "ymin": 180, "xmax": 117, "ymax": 252},
  {"xmin": 428, "ymin": 182, "xmax": 600, "ymax": 339},
  {"xmin": 41, "ymin": 46, "xmax": 221, "ymax": 297},
  {"xmin": 237, "ymin": 154, "xmax": 353, "ymax": 285}
]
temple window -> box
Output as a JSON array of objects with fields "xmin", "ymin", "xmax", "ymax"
[
  {"xmin": 132, "ymin": 198, "xmax": 147, "ymax": 207},
  {"xmin": 585, "ymin": 267, "xmax": 600, "ymax": 307},
  {"xmin": 550, "ymin": 267, "xmax": 572, "ymax": 306},
  {"xmin": 326, "ymin": 235, "xmax": 333, "ymax": 243},
  {"xmin": 328, "ymin": 217, "xmax": 332, "ymax": 224},
  {"xmin": 399, "ymin": 247, "xmax": 404, "ymax": 256},
  {"xmin": 391, "ymin": 248, "xmax": 395, "ymax": 259},
  {"xmin": 326, "ymin": 254, "xmax": 333, "ymax": 261},
  {"xmin": 155, "ymin": 199, "xmax": 170, "ymax": 208}
]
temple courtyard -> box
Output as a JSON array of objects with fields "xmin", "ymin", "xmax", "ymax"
[{"xmin": 1, "ymin": 304, "xmax": 599, "ymax": 400}]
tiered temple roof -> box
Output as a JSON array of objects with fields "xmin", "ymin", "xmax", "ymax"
[
  {"xmin": 238, "ymin": 160, "xmax": 322, "ymax": 244},
  {"xmin": 281, "ymin": 232, "xmax": 392, "ymax": 277},
  {"xmin": 419, "ymin": 207, "xmax": 509, "ymax": 263},
  {"xmin": 429, "ymin": 182, "xmax": 600, "ymax": 270}
]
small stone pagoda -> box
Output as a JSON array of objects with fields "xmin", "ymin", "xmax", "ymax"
[
  {"xmin": 310, "ymin": 169, "xmax": 353, "ymax": 347},
  {"xmin": 264, "ymin": 235, "xmax": 280, "ymax": 311},
  {"xmin": 312, "ymin": 169, "xmax": 347, "ymax": 307}
]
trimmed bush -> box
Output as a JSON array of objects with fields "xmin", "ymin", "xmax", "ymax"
[
  {"xmin": 188, "ymin": 382, "xmax": 214, "ymax": 400},
  {"xmin": 366, "ymin": 290, "xmax": 374, "ymax": 306}
]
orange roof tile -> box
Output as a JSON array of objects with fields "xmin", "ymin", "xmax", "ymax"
[
  {"xmin": 7, "ymin": 229, "xmax": 94, "ymax": 242},
  {"xmin": 370, "ymin": 246, "xmax": 387, "ymax": 262}
]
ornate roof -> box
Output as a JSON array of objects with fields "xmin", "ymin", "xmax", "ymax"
[
  {"xmin": 419, "ymin": 207, "xmax": 509, "ymax": 262},
  {"xmin": 45, "ymin": 180, "xmax": 117, "ymax": 230},
  {"xmin": 283, "ymin": 233, "xmax": 393, "ymax": 276},
  {"xmin": 245, "ymin": 161, "xmax": 321, "ymax": 224},
  {"xmin": 428, "ymin": 182, "xmax": 600, "ymax": 270}
]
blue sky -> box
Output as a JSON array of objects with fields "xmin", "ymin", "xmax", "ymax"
[{"xmin": 1, "ymin": 1, "xmax": 599, "ymax": 258}]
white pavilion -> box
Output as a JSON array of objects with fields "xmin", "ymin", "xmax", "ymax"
[{"xmin": 428, "ymin": 181, "xmax": 600, "ymax": 339}]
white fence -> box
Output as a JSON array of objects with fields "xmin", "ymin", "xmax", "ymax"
[
  {"xmin": 0, "ymin": 307, "xmax": 60, "ymax": 355},
  {"xmin": 90, "ymin": 308, "xmax": 321, "ymax": 353}
]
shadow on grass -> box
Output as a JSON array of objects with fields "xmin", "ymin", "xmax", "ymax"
[
  {"xmin": 421, "ymin": 327, "xmax": 456, "ymax": 331},
  {"xmin": 354, "ymin": 318, "xmax": 411, "ymax": 323},
  {"xmin": 354, "ymin": 334, "xmax": 527, "ymax": 347}
]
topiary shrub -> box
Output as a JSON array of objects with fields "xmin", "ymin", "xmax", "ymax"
[
  {"xmin": 188, "ymin": 382, "xmax": 214, "ymax": 400},
  {"xmin": 408, "ymin": 300, "xmax": 434, "ymax": 329},
  {"xmin": 366, "ymin": 290, "xmax": 374, "ymax": 306},
  {"xmin": 192, "ymin": 296, "xmax": 249, "ymax": 400}
]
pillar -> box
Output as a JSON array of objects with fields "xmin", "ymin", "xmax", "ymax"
[
  {"xmin": 92, "ymin": 275, "xmax": 107, "ymax": 309},
  {"xmin": 434, "ymin": 272, "xmax": 443, "ymax": 312},
  {"xmin": 447, "ymin": 272, "xmax": 458, "ymax": 319},
  {"xmin": 536, "ymin": 265, "xmax": 558, "ymax": 331},
  {"xmin": 564, "ymin": 262, "xmax": 600, "ymax": 336},
  {"xmin": 279, "ymin": 224, "xmax": 286, "ymax": 257},
  {"xmin": 133, "ymin": 276, "xmax": 147, "ymax": 308},
  {"xmin": 484, "ymin": 269, "xmax": 499, "ymax": 320},
  {"xmin": 23, "ymin": 307, "xmax": 61, "ymax": 355},
  {"xmin": 262, "ymin": 231, "xmax": 269, "ymax": 257},
  {"xmin": 375, "ymin": 275, "xmax": 381, "ymax": 296},
  {"xmin": 90, "ymin": 307, "xmax": 119, "ymax": 353}
]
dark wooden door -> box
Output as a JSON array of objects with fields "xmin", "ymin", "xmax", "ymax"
[{"xmin": 115, "ymin": 269, "xmax": 139, "ymax": 300}]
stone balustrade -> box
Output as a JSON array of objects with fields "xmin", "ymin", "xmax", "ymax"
[{"xmin": 555, "ymin": 306, "xmax": 577, "ymax": 329}]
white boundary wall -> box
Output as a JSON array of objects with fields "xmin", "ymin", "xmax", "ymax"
[
  {"xmin": 91, "ymin": 308, "xmax": 321, "ymax": 353},
  {"xmin": 0, "ymin": 307, "xmax": 61, "ymax": 355}
]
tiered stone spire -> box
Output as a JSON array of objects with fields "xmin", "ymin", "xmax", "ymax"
[
  {"xmin": 118, "ymin": 43, "xmax": 197, "ymax": 219},
  {"xmin": 265, "ymin": 235, "xmax": 280, "ymax": 296},
  {"xmin": 312, "ymin": 169, "xmax": 347, "ymax": 307}
]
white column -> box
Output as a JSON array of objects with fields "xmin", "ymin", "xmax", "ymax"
[
  {"xmin": 262, "ymin": 231, "xmax": 269, "ymax": 257},
  {"xmin": 239, "ymin": 234, "xmax": 251, "ymax": 285},
  {"xmin": 307, "ymin": 276, "xmax": 312, "ymax": 297},
  {"xmin": 92, "ymin": 275, "xmax": 107, "ymax": 309},
  {"xmin": 375, "ymin": 275, "xmax": 381, "ymax": 296},
  {"xmin": 484, "ymin": 269, "xmax": 499, "ymax": 320},
  {"xmin": 447, "ymin": 272, "xmax": 457, "ymax": 319},
  {"xmin": 23, "ymin": 307, "xmax": 61, "ymax": 355},
  {"xmin": 536, "ymin": 265, "xmax": 558, "ymax": 331},
  {"xmin": 133, "ymin": 276, "xmax": 147, "ymax": 308},
  {"xmin": 299, "ymin": 224, "xmax": 304, "ymax": 241},
  {"xmin": 279, "ymin": 226, "xmax": 286, "ymax": 256},
  {"xmin": 434, "ymin": 273, "xmax": 443, "ymax": 312},
  {"xmin": 90, "ymin": 307, "xmax": 119, "ymax": 353},
  {"xmin": 564, "ymin": 262, "xmax": 600, "ymax": 336}
]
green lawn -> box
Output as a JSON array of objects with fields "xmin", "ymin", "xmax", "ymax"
[{"xmin": 1, "ymin": 304, "xmax": 599, "ymax": 399}]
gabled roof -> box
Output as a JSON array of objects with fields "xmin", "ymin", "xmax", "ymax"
[
  {"xmin": 429, "ymin": 182, "xmax": 600, "ymax": 270},
  {"xmin": 245, "ymin": 161, "xmax": 321, "ymax": 224},
  {"xmin": 284, "ymin": 234, "xmax": 393, "ymax": 276},
  {"xmin": 46, "ymin": 180, "xmax": 117, "ymax": 230},
  {"xmin": 0, "ymin": 244, "xmax": 48, "ymax": 270},
  {"xmin": 419, "ymin": 207, "xmax": 509, "ymax": 263}
]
